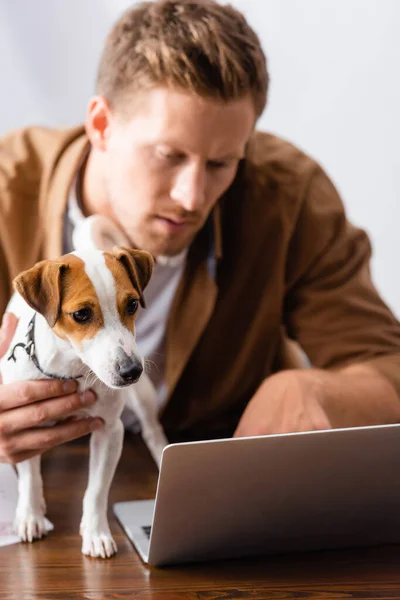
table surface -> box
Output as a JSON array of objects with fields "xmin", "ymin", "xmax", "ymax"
[{"xmin": 1, "ymin": 433, "xmax": 400, "ymax": 600}]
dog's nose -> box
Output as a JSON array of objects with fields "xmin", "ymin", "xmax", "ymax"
[{"xmin": 117, "ymin": 358, "xmax": 143, "ymax": 383}]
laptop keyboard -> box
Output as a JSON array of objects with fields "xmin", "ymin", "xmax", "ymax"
[{"xmin": 142, "ymin": 525, "xmax": 152, "ymax": 539}]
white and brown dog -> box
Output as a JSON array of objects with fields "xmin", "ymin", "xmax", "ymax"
[{"xmin": 0, "ymin": 246, "xmax": 168, "ymax": 558}]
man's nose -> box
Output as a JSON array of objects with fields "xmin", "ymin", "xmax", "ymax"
[{"xmin": 170, "ymin": 164, "xmax": 206, "ymax": 211}]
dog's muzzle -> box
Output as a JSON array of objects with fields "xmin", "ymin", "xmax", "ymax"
[{"xmin": 115, "ymin": 348, "xmax": 143, "ymax": 385}]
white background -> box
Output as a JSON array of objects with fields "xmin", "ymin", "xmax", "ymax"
[{"xmin": 0, "ymin": 0, "xmax": 399, "ymax": 315}]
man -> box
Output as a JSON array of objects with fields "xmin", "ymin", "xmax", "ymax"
[{"xmin": 1, "ymin": 0, "xmax": 400, "ymax": 465}]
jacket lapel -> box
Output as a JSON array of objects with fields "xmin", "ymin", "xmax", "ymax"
[
  {"xmin": 40, "ymin": 127, "xmax": 89, "ymax": 259},
  {"xmin": 163, "ymin": 205, "xmax": 222, "ymax": 405}
]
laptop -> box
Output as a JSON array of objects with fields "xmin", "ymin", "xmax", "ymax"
[{"xmin": 113, "ymin": 423, "xmax": 400, "ymax": 566}]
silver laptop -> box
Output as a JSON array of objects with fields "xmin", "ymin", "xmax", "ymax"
[{"xmin": 113, "ymin": 423, "xmax": 400, "ymax": 566}]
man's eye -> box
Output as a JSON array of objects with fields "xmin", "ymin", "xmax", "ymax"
[
  {"xmin": 71, "ymin": 308, "xmax": 93, "ymax": 324},
  {"xmin": 207, "ymin": 160, "xmax": 229, "ymax": 170},
  {"xmin": 157, "ymin": 148, "xmax": 185, "ymax": 163},
  {"xmin": 126, "ymin": 298, "xmax": 139, "ymax": 315}
]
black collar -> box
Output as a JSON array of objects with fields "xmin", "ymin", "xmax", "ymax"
[{"xmin": 8, "ymin": 314, "xmax": 82, "ymax": 380}]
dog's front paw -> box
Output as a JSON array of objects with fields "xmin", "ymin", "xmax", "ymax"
[
  {"xmin": 81, "ymin": 531, "xmax": 118, "ymax": 558},
  {"xmin": 14, "ymin": 510, "xmax": 48, "ymax": 543}
]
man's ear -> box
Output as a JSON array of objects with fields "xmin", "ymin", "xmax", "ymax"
[
  {"xmin": 85, "ymin": 95, "xmax": 112, "ymax": 152},
  {"xmin": 13, "ymin": 261, "xmax": 67, "ymax": 327},
  {"xmin": 112, "ymin": 247, "xmax": 154, "ymax": 308}
]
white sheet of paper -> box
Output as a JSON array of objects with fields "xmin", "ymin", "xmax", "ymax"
[{"xmin": 0, "ymin": 463, "xmax": 53, "ymax": 547}]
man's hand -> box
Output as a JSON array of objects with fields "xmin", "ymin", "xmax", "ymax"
[
  {"xmin": 0, "ymin": 312, "xmax": 103, "ymax": 464},
  {"xmin": 234, "ymin": 370, "xmax": 331, "ymax": 437},
  {"xmin": 234, "ymin": 364, "xmax": 400, "ymax": 438}
]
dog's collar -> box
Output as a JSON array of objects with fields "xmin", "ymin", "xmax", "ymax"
[{"xmin": 8, "ymin": 314, "xmax": 82, "ymax": 381}]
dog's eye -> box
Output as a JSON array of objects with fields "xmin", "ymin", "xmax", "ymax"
[
  {"xmin": 72, "ymin": 308, "xmax": 93, "ymax": 324},
  {"xmin": 126, "ymin": 298, "xmax": 139, "ymax": 316}
]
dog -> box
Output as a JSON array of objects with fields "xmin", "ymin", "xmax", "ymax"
[{"xmin": 0, "ymin": 246, "xmax": 168, "ymax": 558}]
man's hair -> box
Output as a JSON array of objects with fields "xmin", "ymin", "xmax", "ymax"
[{"xmin": 96, "ymin": 0, "xmax": 269, "ymax": 118}]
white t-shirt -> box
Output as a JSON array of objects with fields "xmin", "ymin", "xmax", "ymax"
[{"xmin": 63, "ymin": 180, "xmax": 186, "ymax": 425}]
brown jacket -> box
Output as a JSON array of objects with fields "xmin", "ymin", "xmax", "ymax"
[{"xmin": 1, "ymin": 125, "xmax": 400, "ymax": 440}]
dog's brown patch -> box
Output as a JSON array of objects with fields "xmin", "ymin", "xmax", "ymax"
[
  {"xmin": 52, "ymin": 254, "xmax": 104, "ymax": 347},
  {"xmin": 104, "ymin": 253, "xmax": 141, "ymax": 332}
]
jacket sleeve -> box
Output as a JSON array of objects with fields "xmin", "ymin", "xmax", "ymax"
[
  {"xmin": 0, "ymin": 127, "xmax": 47, "ymax": 319},
  {"xmin": 0, "ymin": 153, "xmax": 16, "ymax": 319},
  {"xmin": 284, "ymin": 163, "xmax": 400, "ymax": 396},
  {"xmin": 0, "ymin": 233, "xmax": 12, "ymax": 320}
]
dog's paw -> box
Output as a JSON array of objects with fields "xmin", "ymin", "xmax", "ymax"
[
  {"xmin": 81, "ymin": 532, "xmax": 118, "ymax": 558},
  {"xmin": 14, "ymin": 511, "xmax": 48, "ymax": 543}
]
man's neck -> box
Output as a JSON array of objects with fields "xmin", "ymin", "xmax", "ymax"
[{"xmin": 80, "ymin": 148, "xmax": 113, "ymax": 221}]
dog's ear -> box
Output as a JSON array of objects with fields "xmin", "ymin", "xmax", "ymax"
[
  {"xmin": 112, "ymin": 247, "xmax": 154, "ymax": 308},
  {"xmin": 13, "ymin": 260, "xmax": 67, "ymax": 327}
]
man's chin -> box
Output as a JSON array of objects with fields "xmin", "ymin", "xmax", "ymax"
[{"xmin": 123, "ymin": 220, "xmax": 202, "ymax": 256}]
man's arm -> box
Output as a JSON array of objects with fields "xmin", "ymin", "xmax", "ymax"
[
  {"xmin": 236, "ymin": 163, "xmax": 400, "ymax": 437},
  {"xmin": 234, "ymin": 363, "xmax": 400, "ymax": 437}
]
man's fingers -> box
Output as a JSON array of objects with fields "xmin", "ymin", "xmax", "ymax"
[
  {"xmin": 0, "ymin": 379, "xmax": 79, "ymax": 411},
  {"xmin": 0, "ymin": 313, "xmax": 18, "ymax": 358},
  {"xmin": 3, "ymin": 449, "xmax": 41, "ymax": 464},
  {"xmin": 0, "ymin": 389, "xmax": 97, "ymax": 434},
  {"xmin": 1, "ymin": 417, "xmax": 104, "ymax": 463}
]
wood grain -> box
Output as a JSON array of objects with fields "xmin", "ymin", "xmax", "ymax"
[{"xmin": 1, "ymin": 433, "xmax": 400, "ymax": 599}]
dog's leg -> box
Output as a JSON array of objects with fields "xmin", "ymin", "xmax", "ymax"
[
  {"xmin": 126, "ymin": 374, "xmax": 168, "ymax": 469},
  {"xmin": 80, "ymin": 419, "xmax": 124, "ymax": 558},
  {"xmin": 14, "ymin": 456, "xmax": 47, "ymax": 542}
]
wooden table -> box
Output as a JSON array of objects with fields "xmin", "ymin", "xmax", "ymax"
[{"xmin": 1, "ymin": 433, "xmax": 400, "ymax": 599}]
